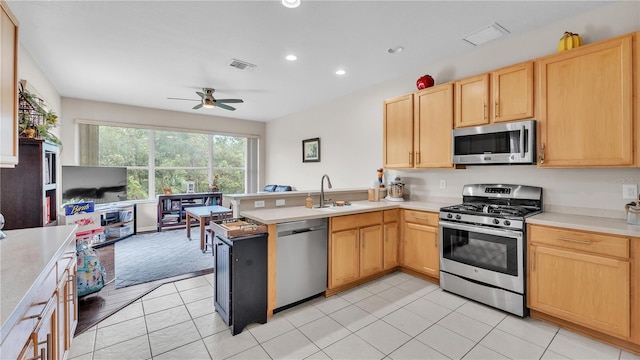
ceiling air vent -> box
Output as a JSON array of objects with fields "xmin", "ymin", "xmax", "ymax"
[{"xmin": 229, "ymin": 59, "xmax": 257, "ymax": 71}]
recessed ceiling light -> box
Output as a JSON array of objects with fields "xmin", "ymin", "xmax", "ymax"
[
  {"xmin": 286, "ymin": 54, "xmax": 297, "ymax": 61},
  {"xmin": 335, "ymin": 69, "xmax": 346, "ymax": 76},
  {"xmin": 387, "ymin": 46, "xmax": 404, "ymax": 54},
  {"xmin": 282, "ymin": 0, "xmax": 300, "ymax": 8},
  {"xmin": 463, "ymin": 23, "xmax": 510, "ymax": 46}
]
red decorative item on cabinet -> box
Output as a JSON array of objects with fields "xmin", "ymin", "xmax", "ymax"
[{"xmin": 416, "ymin": 75, "xmax": 435, "ymax": 90}]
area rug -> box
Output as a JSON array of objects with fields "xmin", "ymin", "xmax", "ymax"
[{"xmin": 114, "ymin": 229, "xmax": 214, "ymax": 288}]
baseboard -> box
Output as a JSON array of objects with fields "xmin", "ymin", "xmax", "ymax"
[{"xmin": 137, "ymin": 225, "xmax": 157, "ymax": 233}]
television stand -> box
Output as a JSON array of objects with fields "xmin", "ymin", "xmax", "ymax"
[{"xmin": 93, "ymin": 203, "xmax": 137, "ymax": 248}]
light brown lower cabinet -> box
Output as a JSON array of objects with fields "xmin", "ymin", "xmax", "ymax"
[
  {"xmin": 383, "ymin": 209, "xmax": 399, "ymax": 270},
  {"xmin": 328, "ymin": 211, "xmax": 384, "ymax": 290},
  {"xmin": 528, "ymin": 224, "xmax": 640, "ymax": 352},
  {"xmin": 401, "ymin": 210, "xmax": 440, "ymax": 278}
]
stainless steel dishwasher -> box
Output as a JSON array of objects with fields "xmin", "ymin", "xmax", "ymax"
[{"xmin": 276, "ymin": 218, "xmax": 327, "ymax": 310}]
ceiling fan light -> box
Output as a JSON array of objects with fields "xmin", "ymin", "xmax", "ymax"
[
  {"xmin": 282, "ymin": 0, "xmax": 300, "ymax": 8},
  {"xmin": 203, "ymin": 97, "xmax": 216, "ymax": 108}
]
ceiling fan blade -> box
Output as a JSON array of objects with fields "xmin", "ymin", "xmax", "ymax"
[
  {"xmin": 215, "ymin": 99, "xmax": 244, "ymax": 103},
  {"xmin": 196, "ymin": 91, "xmax": 205, "ymax": 98},
  {"xmin": 192, "ymin": 103, "xmax": 203, "ymax": 110},
  {"xmin": 216, "ymin": 103, "xmax": 236, "ymax": 111},
  {"xmin": 167, "ymin": 97, "xmax": 199, "ymax": 101}
]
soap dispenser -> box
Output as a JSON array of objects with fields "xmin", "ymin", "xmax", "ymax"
[{"xmin": 305, "ymin": 194, "xmax": 313, "ymax": 208}]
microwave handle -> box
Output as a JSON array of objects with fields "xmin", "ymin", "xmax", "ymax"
[{"xmin": 520, "ymin": 124, "xmax": 525, "ymax": 158}]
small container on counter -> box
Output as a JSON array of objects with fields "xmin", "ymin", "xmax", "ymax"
[
  {"xmin": 305, "ymin": 194, "xmax": 313, "ymax": 208},
  {"xmin": 368, "ymin": 179, "xmax": 380, "ymax": 201}
]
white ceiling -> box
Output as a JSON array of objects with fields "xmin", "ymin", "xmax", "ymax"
[{"xmin": 7, "ymin": 0, "xmax": 610, "ymax": 122}]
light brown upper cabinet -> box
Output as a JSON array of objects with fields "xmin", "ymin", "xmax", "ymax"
[
  {"xmin": 454, "ymin": 61, "xmax": 534, "ymax": 128},
  {"xmin": 537, "ymin": 33, "xmax": 635, "ymax": 167},
  {"xmin": 414, "ymin": 83, "xmax": 454, "ymax": 168},
  {"xmin": 383, "ymin": 83, "xmax": 454, "ymax": 169},
  {"xmin": 0, "ymin": 2, "xmax": 19, "ymax": 168},
  {"xmin": 383, "ymin": 94, "xmax": 414, "ymax": 168}
]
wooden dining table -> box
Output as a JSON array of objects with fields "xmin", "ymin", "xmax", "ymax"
[{"xmin": 185, "ymin": 205, "xmax": 233, "ymax": 251}]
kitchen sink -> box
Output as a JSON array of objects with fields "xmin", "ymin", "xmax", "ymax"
[{"xmin": 313, "ymin": 203, "xmax": 371, "ymax": 211}]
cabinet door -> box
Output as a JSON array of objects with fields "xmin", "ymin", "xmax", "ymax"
[
  {"xmin": 17, "ymin": 334, "xmax": 37, "ymax": 360},
  {"xmin": 383, "ymin": 94, "xmax": 414, "ymax": 168},
  {"xmin": 414, "ymin": 83, "xmax": 454, "ymax": 168},
  {"xmin": 402, "ymin": 222, "xmax": 439, "ymax": 278},
  {"xmin": 56, "ymin": 271, "xmax": 67, "ymax": 360},
  {"xmin": 538, "ymin": 35, "xmax": 633, "ymax": 167},
  {"xmin": 359, "ymin": 225, "xmax": 383, "ymax": 278},
  {"xmin": 0, "ymin": 3, "xmax": 18, "ymax": 168},
  {"xmin": 383, "ymin": 222, "xmax": 399, "ymax": 270},
  {"xmin": 329, "ymin": 229, "xmax": 359, "ymax": 288},
  {"xmin": 492, "ymin": 61, "xmax": 534, "ymax": 123},
  {"xmin": 34, "ymin": 295, "xmax": 58, "ymax": 360},
  {"xmin": 455, "ymin": 73, "xmax": 490, "ymax": 128},
  {"xmin": 64, "ymin": 259, "xmax": 77, "ymax": 353},
  {"xmin": 529, "ymin": 245, "xmax": 630, "ymax": 339}
]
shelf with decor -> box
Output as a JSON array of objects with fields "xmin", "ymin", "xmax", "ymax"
[
  {"xmin": 0, "ymin": 138, "xmax": 59, "ymax": 229},
  {"xmin": 157, "ymin": 192, "xmax": 223, "ymax": 231}
]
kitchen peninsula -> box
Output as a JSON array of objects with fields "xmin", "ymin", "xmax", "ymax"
[{"xmin": 0, "ymin": 225, "xmax": 78, "ymax": 360}]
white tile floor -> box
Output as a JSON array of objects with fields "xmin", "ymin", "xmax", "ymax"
[{"xmin": 69, "ymin": 272, "xmax": 640, "ymax": 360}]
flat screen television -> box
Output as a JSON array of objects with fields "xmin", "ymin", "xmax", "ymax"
[{"xmin": 62, "ymin": 166, "xmax": 127, "ymax": 204}]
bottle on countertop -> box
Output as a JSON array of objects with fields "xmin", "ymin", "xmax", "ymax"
[{"xmin": 305, "ymin": 194, "xmax": 313, "ymax": 208}]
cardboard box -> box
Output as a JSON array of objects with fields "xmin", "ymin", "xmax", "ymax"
[
  {"xmin": 64, "ymin": 201, "xmax": 95, "ymax": 216},
  {"xmin": 60, "ymin": 212, "xmax": 102, "ymax": 232}
]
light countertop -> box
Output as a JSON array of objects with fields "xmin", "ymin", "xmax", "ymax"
[
  {"xmin": 240, "ymin": 199, "xmax": 457, "ymax": 224},
  {"xmin": 527, "ymin": 212, "xmax": 640, "ymax": 238},
  {"xmin": 0, "ymin": 225, "xmax": 77, "ymax": 342},
  {"xmin": 241, "ymin": 200, "xmax": 640, "ymax": 239}
]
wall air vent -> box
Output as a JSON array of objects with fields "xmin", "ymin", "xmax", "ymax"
[{"xmin": 229, "ymin": 59, "xmax": 257, "ymax": 71}]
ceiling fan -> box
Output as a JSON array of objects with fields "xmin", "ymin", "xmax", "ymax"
[{"xmin": 168, "ymin": 88, "xmax": 244, "ymax": 111}]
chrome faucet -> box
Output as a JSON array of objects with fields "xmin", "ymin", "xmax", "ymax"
[{"xmin": 319, "ymin": 174, "xmax": 333, "ymax": 208}]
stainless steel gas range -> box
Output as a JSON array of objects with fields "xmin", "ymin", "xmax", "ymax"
[{"xmin": 439, "ymin": 184, "xmax": 543, "ymax": 317}]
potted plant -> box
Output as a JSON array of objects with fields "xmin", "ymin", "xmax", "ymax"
[{"xmin": 18, "ymin": 86, "xmax": 61, "ymax": 145}]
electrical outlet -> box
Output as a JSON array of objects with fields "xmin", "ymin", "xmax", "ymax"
[
  {"xmin": 276, "ymin": 199, "xmax": 285, "ymax": 206},
  {"xmin": 623, "ymin": 184, "xmax": 638, "ymax": 200},
  {"xmin": 254, "ymin": 200, "xmax": 265, "ymax": 208},
  {"xmin": 440, "ymin": 180, "xmax": 447, "ymax": 189}
]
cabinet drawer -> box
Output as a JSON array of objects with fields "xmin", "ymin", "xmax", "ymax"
[
  {"xmin": 331, "ymin": 211, "xmax": 382, "ymax": 232},
  {"xmin": 403, "ymin": 210, "xmax": 438, "ymax": 226},
  {"xmin": 383, "ymin": 209, "xmax": 399, "ymax": 223},
  {"xmin": 528, "ymin": 225, "xmax": 629, "ymax": 259}
]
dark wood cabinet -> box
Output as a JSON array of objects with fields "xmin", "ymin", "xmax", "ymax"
[
  {"xmin": 157, "ymin": 192, "xmax": 222, "ymax": 231},
  {"xmin": 0, "ymin": 138, "xmax": 58, "ymax": 229},
  {"xmin": 214, "ymin": 232, "xmax": 267, "ymax": 335}
]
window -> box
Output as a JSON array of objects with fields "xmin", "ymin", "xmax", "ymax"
[{"xmin": 79, "ymin": 124, "xmax": 257, "ymax": 199}]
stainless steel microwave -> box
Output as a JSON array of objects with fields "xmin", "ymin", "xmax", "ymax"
[{"xmin": 452, "ymin": 120, "xmax": 536, "ymax": 165}]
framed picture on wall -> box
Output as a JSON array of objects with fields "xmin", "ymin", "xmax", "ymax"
[{"xmin": 302, "ymin": 138, "xmax": 320, "ymax": 162}]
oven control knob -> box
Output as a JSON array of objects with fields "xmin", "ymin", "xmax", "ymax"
[
  {"xmin": 504, "ymin": 220, "xmax": 511, "ymax": 226},
  {"xmin": 455, "ymin": 215, "xmax": 461, "ymax": 220},
  {"xmin": 493, "ymin": 219, "xmax": 500, "ymax": 225},
  {"xmin": 447, "ymin": 213, "xmax": 453, "ymax": 219}
]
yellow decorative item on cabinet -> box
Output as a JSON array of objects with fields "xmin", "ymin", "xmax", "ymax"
[{"xmin": 557, "ymin": 31, "xmax": 583, "ymax": 52}]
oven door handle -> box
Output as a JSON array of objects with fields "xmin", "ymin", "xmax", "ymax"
[{"xmin": 439, "ymin": 221, "xmax": 523, "ymax": 240}]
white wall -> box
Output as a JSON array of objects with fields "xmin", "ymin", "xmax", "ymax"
[
  {"xmin": 265, "ymin": 1, "xmax": 640, "ymax": 218},
  {"xmin": 17, "ymin": 44, "xmax": 61, "ymax": 115}
]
